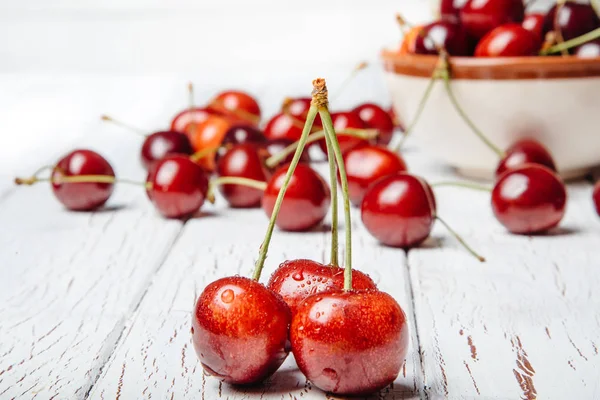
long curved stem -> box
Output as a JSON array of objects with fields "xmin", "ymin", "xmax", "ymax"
[
  {"xmin": 541, "ymin": 27, "xmax": 600, "ymax": 55},
  {"xmin": 436, "ymin": 216, "xmax": 485, "ymax": 263},
  {"xmin": 252, "ymin": 105, "xmax": 318, "ymax": 281},
  {"xmin": 330, "ymin": 61, "xmax": 368, "ymax": 103},
  {"xmin": 206, "ymin": 176, "xmax": 267, "ymax": 203},
  {"xmin": 15, "ymin": 174, "xmax": 150, "ymax": 189},
  {"xmin": 323, "ymin": 120, "xmax": 339, "ymax": 267},
  {"xmin": 100, "ymin": 115, "xmax": 148, "ymax": 138},
  {"xmin": 190, "ymin": 146, "xmax": 222, "ymax": 162},
  {"xmin": 393, "ymin": 77, "xmax": 436, "ymax": 152},
  {"xmin": 432, "ymin": 181, "xmax": 492, "ymax": 192}
]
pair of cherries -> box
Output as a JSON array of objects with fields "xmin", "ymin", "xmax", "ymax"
[{"xmin": 192, "ymin": 259, "xmax": 409, "ymax": 395}]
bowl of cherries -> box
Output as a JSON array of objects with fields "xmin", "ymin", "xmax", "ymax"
[{"xmin": 382, "ymin": 0, "xmax": 600, "ymax": 180}]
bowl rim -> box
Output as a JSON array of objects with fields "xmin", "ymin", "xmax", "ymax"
[{"xmin": 381, "ymin": 50, "xmax": 600, "ymax": 80}]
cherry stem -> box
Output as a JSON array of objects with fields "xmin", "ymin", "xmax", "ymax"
[
  {"xmin": 593, "ymin": 0, "xmax": 600, "ymax": 19},
  {"xmin": 206, "ymin": 176, "xmax": 268, "ymax": 204},
  {"xmin": 264, "ymin": 128, "xmax": 377, "ymax": 169},
  {"xmin": 323, "ymin": 118, "xmax": 339, "ymax": 267},
  {"xmin": 330, "ymin": 61, "xmax": 368, "ymax": 103},
  {"xmin": 393, "ymin": 75, "xmax": 436, "ymax": 152},
  {"xmin": 14, "ymin": 174, "xmax": 151, "ymax": 189},
  {"xmin": 317, "ymin": 80, "xmax": 353, "ymax": 291},
  {"xmin": 188, "ymin": 82, "xmax": 194, "ymax": 110},
  {"xmin": 541, "ymin": 27, "xmax": 600, "ymax": 55},
  {"xmin": 101, "ymin": 115, "xmax": 148, "ymax": 138},
  {"xmin": 431, "ymin": 181, "xmax": 492, "ymax": 192},
  {"xmin": 252, "ymin": 90, "xmax": 318, "ymax": 281},
  {"xmin": 190, "ymin": 146, "xmax": 223, "ymax": 162},
  {"xmin": 436, "ymin": 216, "xmax": 486, "ymax": 263}
]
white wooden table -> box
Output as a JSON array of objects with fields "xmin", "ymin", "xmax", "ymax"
[{"xmin": 1, "ymin": 74, "xmax": 599, "ymax": 400}]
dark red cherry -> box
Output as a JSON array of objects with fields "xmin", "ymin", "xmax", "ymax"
[
  {"xmin": 141, "ymin": 130, "xmax": 193, "ymax": 170},
  {"xmin": 361, "ymin": 173, "xmax": 436, "ymax": 248},
  {"xmin": 208, "ymin": 90, "xmax": 261, "ymax": 126},
  {"xmin": 291, "ymin": 290, "xmax": 409, "ymax": 395},
  {"xmin": 593, "ymin": 181, "xmax": 600, "ymax": 217},
  {"xmin": 343, "ymin": 145, "xmax": 408, "ymax": 206},
  {"xmin": 317, "ymin": 111, "xmax": 368, "ymax": 155},
  {"xmin": 216, "ymin": 124, "xmax": 267, "ymax": 160},
  {"xmin": 266, "ymin": 259, "xmax": 377, "ymax": 314},
  {"xmin": 475, "ymin": 24, "xmax": 539, "ymax": 57},
  {"xmin": 170, "ymin": 107, "xmax": 217, "ymax": 137},
  {"xmin": 263, "ymin": 138, "xmax": 310, "ymax": 167},
  {"xmin": 192, "ymin": 276, "xmax": 291, "ymax": 385},
  {"xmin": 460, "ymin": 0, "xmax": 525, "ymax": 40},
  {"xmin": 216, "ymin": 144, "xmax": 270, "ymax": 208},
  {"xmin": 352, "ymin": 103, "xmax": 395, "ymax": 146},
  {"xmin": 264, "ymin": 113, "xmax": 303, "ymax": 143},
  {"xmin": 284, "ymin": 97, "xmax": 312, "ymax": 120},
  {"xmin": 146, "ymin": 155, "xmax": 209, "ymax": 219},
  {"xmin": 412, "ymin": 21, "xmax": 472, "ymax": 56},
  {"xmin": 51, "ymin": 149, "xmax": 115, "ymax": 211},
  {"xmin": 491, "ymin": 164, "xmax": 567, "ymax": 234},
  {"xmin": 262, "ymin": 163, "xmax": 330, "ymax": 231},
  {"xmin": 441, "ymin": 0, "xmax": 468, "ymax": 23},
  {"xmin": 522, "ymin": 13, "xmax": 545, "ymax": 43},
  {"xmin": 543, "ymin": 3, "xmax": 600, "ymax": 43},
  {"xmin": 496, "ymin": 138, "xmax": 556, "ymax": 178},
  {"xmin": 575, "ymin": 38, "xmax": 600, "ymax": 58}
]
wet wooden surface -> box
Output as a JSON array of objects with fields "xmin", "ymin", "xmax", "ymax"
[{"xmin": 1, "ymin": 75, "xmax": 599, "ymax": 399}]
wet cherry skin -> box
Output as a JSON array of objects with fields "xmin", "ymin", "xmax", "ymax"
[
  {"xmin": 361, "ymin": 173, "xmax": 436, "ymax": 248},
  {"xmin": 146, "ymin": 155, "xmax": 209, "ymax": 219},
  {"xmin": 496, "ymin": 138, "xmax": 556, "ymax": 178},
  {"xmin": 343, "ymin": 145, "xmax": 408, "ymax": 207},
  {"xmin": 460, "ymin": 0, "xmax": 525, "ymax": 40},
  {"xmin": 216, "ymin": 144, "xmax": 270, "ymax": 208},
  {"xmin": 141, "ymin": 130, "xmax": 193, "ymax": 170},
  {"xmin": 522, "ymin": 13, "xmax": 545, "ymax": 43},
  {"xmin": 412, "ymin": 21, "xmax": 472, "ymax": 56},
  {"xmin": 352, "ymin": 103, "xmax": 395, "ymax": 146},
  {"xmin": 317, "ymin": 111, "xmax": 368, "ymax": 155},
  {"xmin": 51, "ymin": 149, "xmax": 115, "ymax": 211},
  {"xmin": 262, "ymin": 163, "xmax": 330, "ymax": 232},
  {"xmin": 189, "ymin": 115, "xmax": 233, "ymax": 172},
  {"xmin": 593, "ymin": 181, "xmax": 600, "ymax": 217},
  {"xmin": 440, "ymin": 0, "xmax": 468, "ymax": 23},
  {"xmin": 475, "ymin": 24, "xmax": 540, "ymax": 57},
  {"xmin": 264, "ymin": 113, "xmax": 303, "ymax": 143},
  {"xmin": 266, "ymin": 259, "xmax": 377, "ymax": 315},
  {"xmin": 291, "ymin": 290, "xmax": 409, "ymax": 395},
  {"xmin": 575, "ymin": 38, "xmax": 600, "ymax": 58},
  {"xmin": 208, "ymin": 90, "xmax": 261, "ymax": 126},
  {"xmin": 192, "ymin": 276, "xmax": 291, "ymax": 385},
  {"xmin": 543, "ymin": 2, "xmax": 600, "ymax": 43},
  {"xmin": 262, "ymin": 138, "xmax": 310, "ymax": 167},
  {"xmin": 491, "ymin": 164, "xmax": 567, "ymax": 234},
  {"xmin": 170, "ymin": 107, "xmax": 217, "ymax": 137}
]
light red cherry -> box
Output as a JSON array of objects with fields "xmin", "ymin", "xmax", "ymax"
[
  {"xmin": 352, "ymin": 103, "xmax": 395, "ymax": 146},
  {"xmin": 475, "ymin": 24, "xmax": 540, "ymax": 57},
  {"xmin": 208, "ymin": 90, "xmax": 261, "ymax": 126},
  {"xmin": 496, "ymin": 138, "xmax": 556, "ymax": 178}
]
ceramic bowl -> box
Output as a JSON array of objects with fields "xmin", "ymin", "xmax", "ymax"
[{"xmin": 381, "ymin": 51, "xmax": 600, "ymax": 179}]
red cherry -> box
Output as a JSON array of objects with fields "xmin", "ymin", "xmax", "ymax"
[
  {"xmin": 412, "ymin": 21, "xmax": 472, "ymax": 56},
  {"xmin": 146, "ymin": 155, "xmax": 209, "ymax": 219},
  {"xmin": 141, "ymin": 130, "xmax": 193, "ymax": 170},
  {"xmin": 50, "ymin": 149, "xmax": 115, "ymax": 211},
  {"xmin": 291, "ymin": 290, "xmax": 409, "ymax": 395},
  {"xmin": 361, "ymin": 173, "xmax": 435, "ymax": 248},
  {"xmin": 262, "ymin": 163, "xmax": 330, "ymax": 231},
  {"xmin": 216, "ymin": 144, "xmax": 270, "ymax": 208},
  {"xmin": 208, "ymin": 90, "xmax": 261, "ymax": 126},
  {"xmin": 496, "ymin": 138, "xmax": 556, "ymax": 178},
  {"xmin": 475, "ymin": 23, "xmax": 539, "ymax": 57},
  {"xmin": 388, "ymin": 106, "xmax": 405, "ymax": 131},
  {"xmin": 216, "ymin": 124, "xmax": 267, "ymax": 161},
  {"xmin": 170, "ymin": 107, "xmax": 216, "ymax": 136},
  {"xmin": 522, "ymin": 13, "xmax": 545, "ymax": 43},
  {"xmin": 264, "ymin": 113, "xmax": 303, "ymax": 143},
  {"xmin": 317, "ymin": 111, "xmax": 368, "ymax": 155},
  {"xmin": 343, "ymin": 145, "xmax": 408, "ymax": 207},
  {"xmin": 543, "ymin": 2, "xmax": 600, "ymax": 43},
  {"xmin": 575, "ymin": 38, "xmax": 600, "ymax": 58},
  {"xmin": 284, "ymin": 97, "xmax": 312, "ymax": 120},
  {"xmin": 263, "ymin": 138, "xmax": 310, "ymax": 167},
  {"xmin": 491, "ymin": 164, "xmax": 567, "ymax": 234},
  {"xmin": 192, "ymin": 276, "xmax": 291, "ymax": 385},
  {"xmin": 266, "ymin": 259, "xmax": 377, "ymax": 314},
  {"xmin": 593, "ymin": 181, "xmax": 600, "ymax": 217},
  {"xmin": 441, "ymin": 0, "xmax": 468, "ymax": 23},
  {"xmin": 460, "ymin": 0, "xmax": 525, "ymax": 40},
  {"xmin": 352, "ymin": 103, "xmax": 395, "ymax": 146}
]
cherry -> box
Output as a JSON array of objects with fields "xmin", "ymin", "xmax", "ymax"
[
  {"xmin": 317, "ymin": 111, "xmax": 368, "ymax": 155},
  {"xmin": 343, "ymin": 145, "xmax": 408, "ymax": 207},
  {"xmin": 399, "ymin": 24, "xmax": 425, "ymax": 55},
  {"xmin": 475, "ymin": 23, "xmax": 540, "ymax": 57},
  {"xmin": 492, "ymin": 164, "xmax": 566, "ymax": 234},
  {"xmin": 170, "ymin": 107, "xmax": 217, "ymax": 136},
  {"xmin": 412, "ymin": 21, "xmax": 472, "ymax": 56},
  {"xmin": 388, "ymin": 106, "xmax": 404, "ymax": 131},
  {"xmin": 352, "ymin": 103, "xmax": 395, "ymax": 146},
  {"xmin": 264, "ymin": 112, "xmax": 304, "ymax": 143},
  {"xmin": 291, "ymin": 289, "xmax": 409, "ymax": 395},
  {"xmin": 263, "ymin": 138, "xmax": 310, "ymax": 167},
  {"xmin": 215, "ymin": 144, "xmax": 270, "ymax": 208},
  {"xmin": 522, "ymin": 13, "xmax": 545, "ymax": 43},
  {"xmin": 216, "ymin": 124, "xmax": 267, "ymax": 160},
  {"xmin": 208, "ymin": 90, "xmax": 261, "ymax": 127},
  {"xmin": 575, "ymin": 38, "xmax": 600, "ymax": 58},
  {"xmin": 140, "ymin": 130, "xmax": 194, "ymax": 170},
  {"xmin": 593, "ymin": 181, "xmax": 600, "ymax": 217},
  {"xmin": 266, "ymin": 259, "xmax": 377, "ymax": 314},
  {"xmin": 146, "ymin": 155, "xmax": 209, "ymax": 219},
  {"xmin": 192, "ymin": 276, "xmax": 291, "ymax": 385},
  {"xmin": 262, "ymin": 163, "xmax": 330, "ymax": 231},
  {"xmin": 188, "ymin": 115, "xmax": 233, "ymax": 172},
  {"xmin": 496, "ymin": 138, "xmax": 556, "ymax": 178},
  {"xmin": 441, "ymin": 0, "xmax": 468, "ymax": 23},
  {"xmin": 361, "ymin": 173, "xmax": 435, "ymax": 248},
  {"xmin": 283, "ymin": 97, "xmax": 312, "ymax": 120},
  {"xmin": 460, "ymin": 0, "xmax": 525, "ymax": 40},
  {"xmin": 543, "ymin": 2, "xmax": 600, "ymax": 43}
]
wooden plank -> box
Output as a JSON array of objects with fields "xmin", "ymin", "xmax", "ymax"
[
  {"xmin": 404, "ymin": 151, "xmax": 600, "ymax": 399},
  {"xmin": 87, "ymin": 157, "xmax": 423, "ymax": 399}
]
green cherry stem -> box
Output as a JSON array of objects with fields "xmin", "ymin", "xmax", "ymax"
[
  {"xmin": 316, "ymin": 79, "xmax": 353, "ymax": 291},
  {"xmin": 436, "ymin": 216, "xmax": 485, "ymax": 262},
  {"xmin": 14, "ymin": 174, "xmax": 152, "ymax": 189},
  {"xmin": 188, "ymin": 82, "xmax": 195, "ymax": 110},
  {"xmin": 252, "ymin": 90, "xmax": 318, "ymax": 281},
  {"xmin": 393, "ymin": 76, "xmax": 436, "ymax": 152},
  {"xmin": 323, "ymin": 116, "xmax": 339, "ymax": 267},
  {"xmin": 540, "ymin": 27, "xmax": 600, "ymax": 55},
  {"xmin": 190, "ymin": 146, "xmax": 223, "ymax": 162},
  {"xmin": 432, "ymin": 181, "xmax": 492, "ymax": 192},
  {"xmin": 101, "ymin": 115, "xmax": 148, "ymax": 138},
  {"xmin": 206, "ymin": 176, "xmax": 268, "ymax": 204},
  {"xmin": 330, "ymin": 61, "xmax": 368, "ymax": 103}
]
